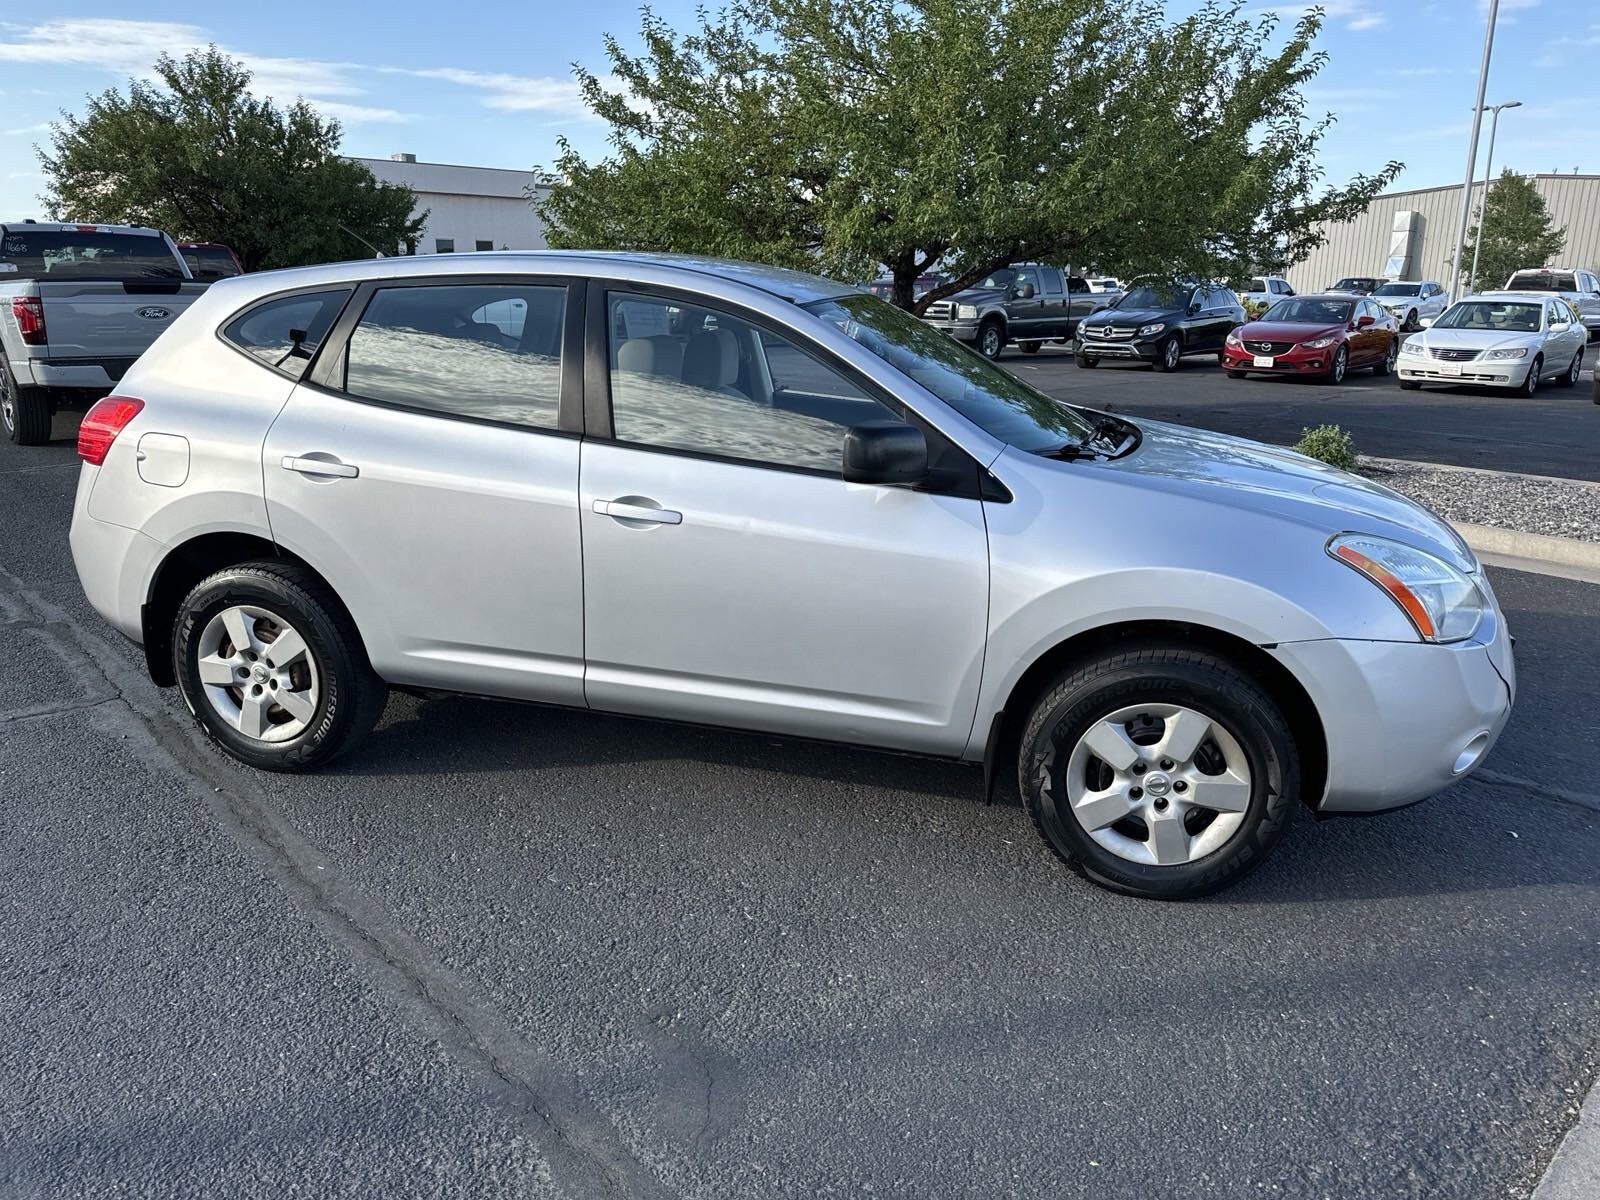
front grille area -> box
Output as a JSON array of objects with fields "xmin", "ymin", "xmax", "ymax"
[
  {"xmin": 923, "ymin": 302, "xmax": 954, "ymax": 320},
  {"xmin": 1430, "ymin": 347, "xmax": 1481, "ymax": 362},
  {"xmin": 1247, "ymin": 341, "xmax": 1295, "ymax": 355},
  {"xmin": 1085, "ymin": 326, "xmax": 1134, "ymax": 340}
]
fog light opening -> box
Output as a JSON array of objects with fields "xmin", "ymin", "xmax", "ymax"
[{"xmin": 1453, "ymin": 731, "xmax": 1491, "ymax": 776}]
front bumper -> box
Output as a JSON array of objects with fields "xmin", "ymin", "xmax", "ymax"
[
  {"xmin": 1076, "ymin": 335, "xmax": 1160, "ymax": 361},
  {"xmin": 1397, "ymin": 354, "xmax": 1528, "ymax": 387},
  {"xmin": 924, "ymin": 318, "xmax": 981, "ymax": 342},
  {"xmin": 1221, "ymin": 343, "xmax": 1336, "ymax": 374},
  {"xmin": 1269, "ymin": 603, "xmax": 1515, "ymax": 813}
]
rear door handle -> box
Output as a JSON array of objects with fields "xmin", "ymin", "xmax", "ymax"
[
  {"xmin": 281, "ymin": 455, "xmax": 359, "ymax": 479},
  {"xmin": 593, "ymin": 499, "xmax": 682, "ymax": 525}
]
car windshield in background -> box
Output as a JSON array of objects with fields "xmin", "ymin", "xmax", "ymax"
[
  {"xmin": 1434, "ymin": 301, "xmax": 1542, "ymax": 333},
  {"xmin": 1115, "ymin": 284, "xmax": 1189, "ymax": 310},
  {"xmin": 1374, "ymin": 283, "xmax": 1420, "ymax": 297},
  {"xmin": 182, "ymin": 247, "xmax": 241, "ymax": 280},
  {"xmin": 1505, "ymin": 271, "xmax": 1577, "ymax": 293},
  {"xmin": 0, "ymin": 229, "xmax": 183, "ymax": 281},
  {"xmin": 804, "ymin": 293, "xmax": 1097, "ymax": 453},
  {"xmin": 1261, "ymin": 298, "xmax": 1353, "ymax": 324},
  {"xmin": 1332, "ymin": 278, "xmax": 1379, "ymax": 291}
]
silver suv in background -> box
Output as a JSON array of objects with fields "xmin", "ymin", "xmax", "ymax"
[
  {"xmin": 1502, "ymin": 268, "xmax": 1600, "ymax": 340},
  {"xmin": 1372, "ymin": 280, "xmax": 1450, "ymax": 331},
  {"xmin": 921, "ymin": 264, "xmax": 1114, "ymax": 359},
  {"xmin": 1, "ymin": 221, "xmax": 203, "ymax": 444},
  {"xmin": 70, "ymin": 252, "xmax": 1514, "ymax": 900}
]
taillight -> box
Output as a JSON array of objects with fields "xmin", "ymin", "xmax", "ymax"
[
  {"xmin": 77, "ymin": 396, "xmax": 144, "ymax": 466},
  {"xmin": 11, "ymin": 296, "xmax": 45, "ymax": 345}
]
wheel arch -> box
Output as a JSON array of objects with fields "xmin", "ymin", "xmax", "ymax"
[
  {"xmin": 987, "ymin": 619, "xmax": 1328, "ymax": 811},
  {"xmin": 141, "ymin": 531, "xmax": 346, "ymax": 687}
]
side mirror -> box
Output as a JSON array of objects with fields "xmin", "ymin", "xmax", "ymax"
[
  {"xmin": 1285, "ymin": 288, "xmax": 1295, "ymax": 296},
  {"xmin": 1014, "ymin": 283, "xmax": 1036, "ymax": 299},
  {"xmin": 843, "ymin": 421, "xmax": 928, "ymax": 486},
  {"xmin": 1187, "ymin": 304, "xmax": 1201, "ymax": 316},
  {"xmin": 1418, "ymin": 316, "xmax": 1435, "ymax": 329},
  {"xmin": 1356, "ymin": 315, "xmax": 1375, "ymax": 328},
  {"xmin": 1552, "ymin": 320, "xmax": 1571, "ymax": 332}
]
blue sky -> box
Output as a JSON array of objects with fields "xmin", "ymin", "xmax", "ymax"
[{"xmin": 0, "ymin": 0, "xmax": 1593, "ymax": 221}]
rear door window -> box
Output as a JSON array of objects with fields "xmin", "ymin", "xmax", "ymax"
[
  {"xmin": 344, "ymin": 283, "xmax": 565, "ymax": 429},
  {"xmin": 223, "ymin": 289, "xmax": 353, "ymax": 381},
  {"xmin": 1041, "ymin": 271, "xmax": 1063, "ymax": 296}
]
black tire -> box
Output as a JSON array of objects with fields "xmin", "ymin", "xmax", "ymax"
[
  {"xmin": 1, "ymin": 355, "xmax": 52, "ymax": 446},
  {"xmin": 174, "ymin": 560, "xmax": 387, "ymax": 771},
  {"xmin": 1075, "ymin": 353, "xmax": 1099, "ymax": 368},
  {"xmin": 1399, "ymin": 379, "xmax": 1422, "ymax": 391},
  {"xmin": 976, "ymin": 320, "xmax": 1005, "ymax": 360},
  {"xmin": 1521, "ymin": 355, "xmax": 1542, "ymax": 398},
  {"xmin": 1019, "ymin": 643, "xmax": 1299, "ymax": 900},
  {"xmin": 1556, "ymin": 347, "xmax": 1582, "ymax": 389},
  {"xmin": 1373, "ymin": 338, "xmax": 1397, "ymax": 377},
  {"xmin": 1019, "ymin": 340, "xmax": 1041, "ymax": 354},
  {"xmin": 1226, "ymin": 369, "xmax": 1248, "ymax": 380},
  {"xmin": 1404, "ymin": 309, "xmax": 1419, "ymax": 333},
  {"xmin": 1152, "ymin": 334, "xmax": 1182, "ymax": 373},
  {"xmin": 1324, "ymin": 345, "xmax": 1348, "ymax": 385}
]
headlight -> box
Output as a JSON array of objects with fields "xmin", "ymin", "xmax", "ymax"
[
  {"xmin": 955, "ymin": 304, "xmax": 978, "ymax": 320},
  {"xmin": 1487, "ymin": 347, "xmax": 1527, "ymax": 359},
  {"xmin": 1302, "ymin": 335, "xmax": 1339, "ymax": 349},
  {"xmin": 1399, "ymin": 340, "xmax": 1426, "ymax": 355},
  {"xmin": 1138, "ymin": 322, "xmax": 1166, "ymax": 337},
  {"xmin": 1328, "ymin": 534, "xmax": 1485, "ymax": 643},
  {"xmin": 1225, "ymin": 331, "xmax": 1243, "ymax": 345}
]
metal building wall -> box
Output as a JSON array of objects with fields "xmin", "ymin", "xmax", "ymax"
[{"xmin": 1289, "ymin": 174, "xmax": 1600, "ymax": 293}]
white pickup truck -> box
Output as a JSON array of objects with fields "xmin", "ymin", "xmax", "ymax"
[{"xmin": 1, "ymin": 221, "xmax": 208, "ymax": 444}]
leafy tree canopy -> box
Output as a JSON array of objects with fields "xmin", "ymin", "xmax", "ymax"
[
  {"xmin": 540, "ymin": 0, "xmax": 1401, "ymax": 311},
  {"xmin": 40, "ymin": 48, "xmax": 425, "ymax": 271},
  {"xmin": 1466, "ymin": 169, "xmax": 1566, "ymax": 293}
]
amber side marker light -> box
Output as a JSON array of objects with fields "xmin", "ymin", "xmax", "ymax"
[{"xmin": 1331, "ymin": 542, "xmax": 1437, "ymax": 639}]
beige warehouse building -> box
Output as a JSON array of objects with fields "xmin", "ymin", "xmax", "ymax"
[{"xmin": 1288, "ymin": 173, "xmax": 1600, "ymax": 294}]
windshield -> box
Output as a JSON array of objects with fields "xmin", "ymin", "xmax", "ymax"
[
  {"xmin": 1331, "ymin": 278, "xmax": 1377, "ymax": 291},
  {"xmin": 1114, "ymin": 283, "xmax": 1191, "ymax": 310},
  {"xmin": 1374, "ymin": 283, "xmax": 1420, "ymax": 297},
  {"xmin": 804, "ymin": 293, "xmax": 1097, "ymax": 452},
  {"xmin": 0, "ymin": 228, "xmax": 185, "ymax": 281},
  {"xmin": 1506, "ymin": 271, "xmax": 1576, "ymax": 293},
  {"xmin": 1433, "ymin": 300, "xmax": 1542, "ymax": 333},
  {"xmin": 1260, "ymin": 298, "xmax": 1353, "ymax": 324}
]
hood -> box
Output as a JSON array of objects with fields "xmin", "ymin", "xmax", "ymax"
[
  {"xmin": 1087, "ymin": 306, "xmax": 1182, "ymax": 328},
  {"xmin": 1414, "ymin": 329, "xmax": 1539, "ymax": 353},
  {"xmin": 941, "ymin": 284, "xmax": 1008, "ymax": 305},
  {"xmin": 1237, "ymin": 320, "xmax": 1344, "ymax": 342},
  {"xmin": 1090, "ymin": 419, "xmax": 1474, "ymax": 569}
]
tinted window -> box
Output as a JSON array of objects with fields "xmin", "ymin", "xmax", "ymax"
[
  {"xmin": 1014, "ymin": 268, "xmax": 1041, "ymax": 295},
  {"xmin": 1067, "ymin": 276, "xmax": 1089, "ymax": 294},
  {"xmin": 606, "ymin": 293, "xmax": 901, "ymax": 474},
  {"xmin": 434, "ymin": 238, "xmax": 455, "ymax": 254},
  {"xmin": 1042, "ymin": 271, "xmax": 1064, "ymax": 296},
  {"xmin": 1248, "ymin": 278, "xmax": 1267, "ymax": 294},
  {"xmin": 475, "ymin": 240, "xmax": 494, "ymax": 252},
  {"xmin": 224, "ymin": 289, "xmax": 352, "ymax": 381},
  {"xmin": 345, "ymin": 284, "xmax": 564, "ymax": 428},
  {"xmin": 181, "ymin": 246, "xmax": 241, "ymax": 280},
  {"xmin": 1506, "ymin": 271, "xmax": 1577, "ymax": 293},
  {"xmin": 0, "ymin": 228, "xmax": 183, "ymax": 282},
  {"xmin": 1375, "ymin": 283, "xmax": 1420, "ymax": 297},
  {"xmin": 1209, "ymin": 288, "xmax": 1238, "ymax": 309}
]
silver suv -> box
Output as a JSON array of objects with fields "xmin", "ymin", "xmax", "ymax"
[{"xmin": 69, "ymin": 253, "xmax": 1515, "ymax": 899}]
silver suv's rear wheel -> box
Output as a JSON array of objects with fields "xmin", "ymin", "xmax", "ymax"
[
  {"xmin": 1020, "ymin": 643, "xmax": 1299, "ymax": 898},
  {"xmin": 195, "ymin": 604, "xmax": 322, "ymax": 743}
]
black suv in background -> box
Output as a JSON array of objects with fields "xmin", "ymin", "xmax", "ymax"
[
  {"xmin": 1073, "ymin": 280, "xmax": 1245, "ymax": 371},
  {"xmin": 1328, "ymin": 276, "xmax": 1384, "ymax": 295},
  {"xmin": 920, "ymin": 264, "xmax": 1115, "ymax": 359}
]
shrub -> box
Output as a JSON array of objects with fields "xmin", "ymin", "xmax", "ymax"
[{"xmin": 1295, "ymin": 424, "xmax": 1357, "ymax": 470}]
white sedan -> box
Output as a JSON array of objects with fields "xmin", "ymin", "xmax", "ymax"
[{"xmin": 1398, "ymin": 293, "xmax": 1587, "ymax": 396}]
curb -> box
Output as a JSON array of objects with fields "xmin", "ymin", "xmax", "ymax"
[
  {"xmin": 1452, "ymin": 522, "xmax": 1600, "ymax": 574},
  {"xmin": 1534, "ymin": 1074, "xmax": 1600, "ymax": 1199},
  {"xmin": 1360, "ymin": 455, "xmax": 1600, "ymax": 492}
]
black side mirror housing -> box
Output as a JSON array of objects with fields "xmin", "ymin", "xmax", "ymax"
[
  {"xmin": 1187, "ymin": 304, "xmax": 1201, "ymax": 316},
  {"xmin": 843, "ymin": 421, "xmax": 929, "ymax": 486}
]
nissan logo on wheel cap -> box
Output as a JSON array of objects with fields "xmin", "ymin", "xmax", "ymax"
[{"xmin": 136, "ymin": 306, "xmax": 171, "ymax": 320}]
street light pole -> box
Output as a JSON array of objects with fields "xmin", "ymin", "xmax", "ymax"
[
  {"xmin": 1467, "ymin": 100, "xmax": 1521, "ymax": 294},
  {"xmin": 1449, "ymin": 0, "xmax": 1499, "ymax": 301}
]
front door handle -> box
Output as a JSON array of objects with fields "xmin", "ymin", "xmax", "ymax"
[
  {"xmin": 593, "ymin": 498, "xmax": 682, "ymax": 525},
  {"xmin": 282, "ymin": 455, "xmax": 359, "ymax": 479}
]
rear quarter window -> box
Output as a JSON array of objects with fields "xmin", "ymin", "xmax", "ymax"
[{"xmin": 222, "ymin": 289, "xmax": 353, "ymax": 381}]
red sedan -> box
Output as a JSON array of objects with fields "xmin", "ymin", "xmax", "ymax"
[{"xmin": 1221, "ymin": 294, "xmax": 1399, "ymax": 384}]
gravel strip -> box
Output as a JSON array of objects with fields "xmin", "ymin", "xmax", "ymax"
[{"xmin": 1359, "ymin": 457, "xmax": 1600, "ymax": 543}]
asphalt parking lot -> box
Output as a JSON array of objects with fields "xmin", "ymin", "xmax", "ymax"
[
  {"xmin": 3, "ymin": 402, "xmax": 1598, "ymax": 1198},
  {"xmin": 1000, "ymin": 339, "xmax": 1600, "ymax": 482}
]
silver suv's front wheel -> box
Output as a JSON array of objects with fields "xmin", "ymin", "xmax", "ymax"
[
  {"xmin": 175, "ymin": 561, "xmax": 387, "ymax": 771},
  {"xmin": 1020, "ymin": 643, "xmax": 1299, "ymax": 898}
]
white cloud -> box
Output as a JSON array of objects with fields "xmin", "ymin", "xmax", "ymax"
[
  {"xmin": 3, "ymin": 122, "xmax": 50, "ymax": 136},
  {"xmin": 383, "ymin": 66, "xmax": 591, "ymax": 115},
  {"xmin": 0, "ymin": 19, "xmax": 411, "ymax": 124}
]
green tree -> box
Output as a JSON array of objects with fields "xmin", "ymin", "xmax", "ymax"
[
  {"xmin": 540, "ymin": 0, "xmax": 1400, "ymax": 312},
  {"xmin": 39, "ymin": 48, "xmax": 425, "ymax": 271},
  {"xmin": 1466, "ymin": 170, "xmax": 1566, "ymax": 292}
]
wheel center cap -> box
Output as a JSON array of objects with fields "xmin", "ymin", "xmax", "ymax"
[
  {"xmin": 1144, "ymin": 772, "xmax": 1172, "ymax": 797},
  {"xmin": 251, "ymin": 664, "xmax": 270, "ymax": 683}
]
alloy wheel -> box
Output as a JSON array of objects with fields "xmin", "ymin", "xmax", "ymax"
[
  {"xmin": 1569, "ymin": 350, "xmax": 1584, "ymax": 385},
  {"xmin": 1329, "ymin": 346, "xmax": 1347, "ymax": 384},
  {"xmin": 980, "ymin": 325, "xmax": 1002, "ymax": 359},
  {"xmin": 1406, "ymin": 309, "xmax": 1419, "ymax": 332},
  {"xmin": 1385, "ymin": 340, "xmax": 1398, "ymax": 373},
  {"xmin": 1062, "ymin": 702, "xmax": 1252, "ymax": 867},
  {"xmin": 1163, "ymin": 338, "xmax": 1180, "ymax": 370},
  {"xmin": 1524, "ymin": 356, "xmax": 1542, "ymax": 397},
  {"xmin": 195, "ymin": 604, "xmax": 321, "ymax": 742},
  {"xmin": 0, "ymin": 367, "xmax": 14, "ymax": 434}
]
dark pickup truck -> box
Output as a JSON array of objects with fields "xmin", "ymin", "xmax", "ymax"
[{"xmin": 920, "ymin": 264, "xmax": 1116, "ymax": 359}]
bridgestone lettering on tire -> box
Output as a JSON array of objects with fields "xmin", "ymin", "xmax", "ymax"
[
  {"xmin": 1019, "ymin": 643, "xmax": 1299, "ymax": 899},
  {"xmin": 174, "ymin": 560, "xmax": 387, "ymax": 771}
]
